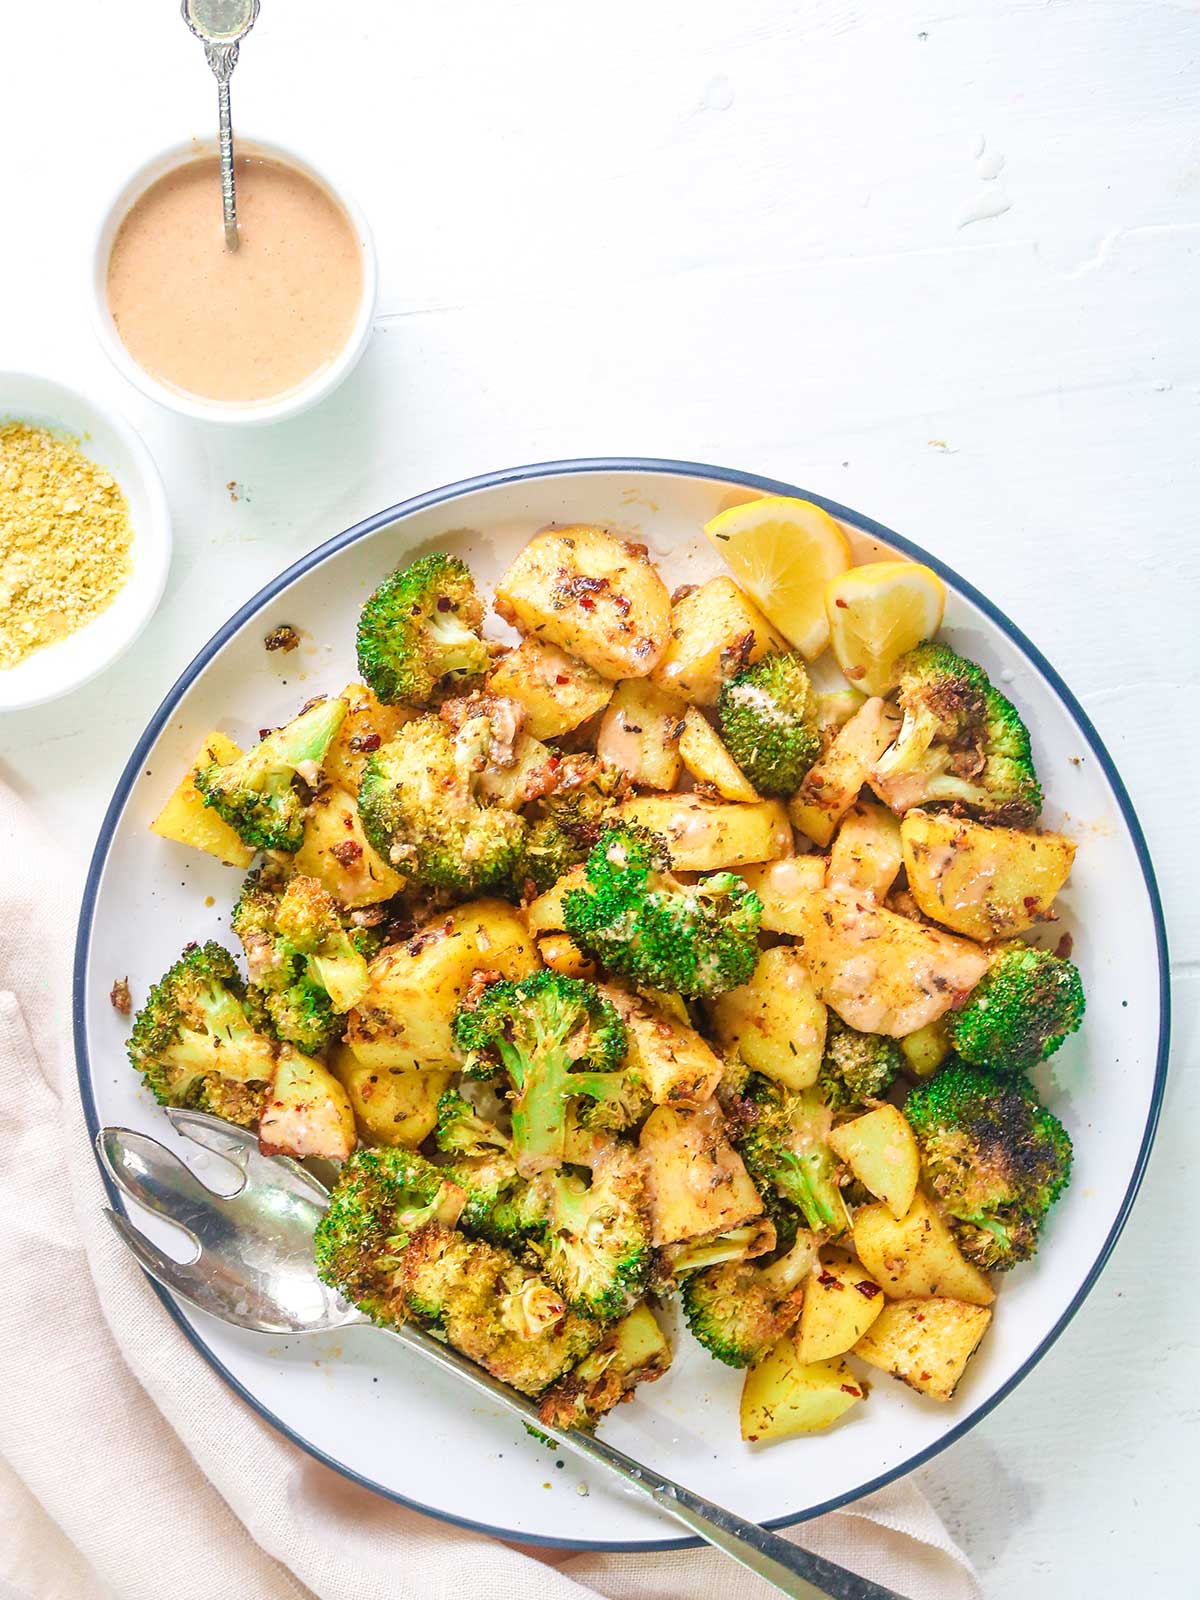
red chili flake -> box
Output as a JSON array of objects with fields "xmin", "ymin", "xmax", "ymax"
[
  {"xmin": 612, "ymin": 593, "xmax": 632, "ymax": 615},
  {"xmin": 845, "ymin": 665, "xmax": 867, "ymax": 680},
  {"xmin": 915, "ymin": 1313, "xmax": 926, "ymax": 1322},
  {"xmin": 841, "ymin": 1384, "xmax": 862, "ymax": 1397},
  {"xmin": 349, "ymin": 731, "xmax": 383, "ymax": 753},
  {"xmin": 555, "ymin": 674, "xmax": 570, "ymax": 685},
  {"xmin": 579, "ymin": 596, "xmax": 595, "ymax": 611},
  {"xmin": 258, "ymin": 728, "xmax": 273, "ymax": 740},
  {"xmin": 1023, "ymin": 895, "xmax": 1039, "ymax": 910},
  {"xmin": 919, "ymin": 1371, "xmax": 932, "ymax": 1382},
  {"xmin": 436, "ymin": 596, "xmax": 453, "ymax": 612},
  {"xmin": 808, "ymin": 773, "xmax": 826, "ymax": 789},
  {"xmin": 331, "ymin": 840, "xmax": 364, "ymax": 866},
  {"xmin": 817, "ymin": 1271, "xmax": 844, "ymax": 1291},
  {"xmin": 834, "ymin": 597, "xmax": 849, "ymax": 609},
  {"xmin": 343, "ymin": 812, "xmax": 355, "ymax": 829},
  {"xmin": 854, "ymin": 1280, "xmax": 882, "ymax": 1299}
]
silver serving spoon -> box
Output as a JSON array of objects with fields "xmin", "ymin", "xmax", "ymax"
[
  {"xmin": 97, "ymin": 1112, "xmax": 903, "ymax": 1600},
  {"xmin": 182, "ymin": 0, "xmax": 261, "ymax": 251}
]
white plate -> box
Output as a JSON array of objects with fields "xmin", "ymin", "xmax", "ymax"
[
  {"xmin": 0, "ymin": 372, "xmax": 171, "ymax": 711},
  {"xmin": 75, "ymin": 459, "xmax": 1168, "ymax": 1549}
]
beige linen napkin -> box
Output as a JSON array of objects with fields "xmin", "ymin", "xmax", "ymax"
[{"xmin": 0, "ymin": 780, "xmax": 980, "ymax": 1600}]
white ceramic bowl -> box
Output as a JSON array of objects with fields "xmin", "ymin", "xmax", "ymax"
[
  {"xmin": 75, "ymin": 460, "xmax": 1168, "ymax": 1548},
  {"xmin": 89, "ymin": 136, "xmax": 378, "ymax": 426},
  {"xmin": 0, "ymin": 372, "xmax": 171, "ymax": 712}
]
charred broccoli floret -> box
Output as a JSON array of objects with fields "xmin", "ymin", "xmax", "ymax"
[
  {"xmin": 356, "ymin": 553, "xmax": 489, "ymax": 706},
  {"xmin": 869, "ymin": 642, "xmax": 1042, "ymax": 824},
  {"xmin": 232, "ymin": 872, "xmax": 372, "ymax": 1053},
  {"xmin": 904, "ymin": 1060, "xmax": 1072, "ymax": 1270},
  {"xmin": 316, "ymin": 1148, "xmax": 602, "ymax": 1394},
  {"xmin": 681, "ymin": 1232, "xmax": 817, "ymax": 1367},
  {"xmin": 520, "ymin": 760, "xmax": 629, "ymax": 894},
  {"xmin": 126, "ymin": 941, "xmax": 276, "ymax": 1124},
  {"xmin": 563, "ymin": 825, "xmax": 762, "ymax": 998},
  {"xmin": 717, "ymin": 652, "xmax": 821, "ymax": 795},
  {"xmin": 193, "ymin": 698, "xmax": 346, "ymax": 853},
  {"xmin": 819, "ymin": 1015, "xmax": 904, "ymax": 1111},
  {"xmin": 452, "ymin": 970, "xmax": 629, "ymax": 1178},
  {"xmin": 523, "ymin": 1146, "xmax": 650, "ymax": 1320},
  {"xmin": 433, "ymin": 1088, "xmax": 535, "ymax": 1246},
  {"xmin": 732, "ymin": 1074, "xmax": 850, "ymax": 1237},
  {"xmin": 357, "ymin": 716, "xmax": 526, "ymax": 895},
  {"xmin": 950, "ymin": 945, "xmax": 1085, "ymax": 1076}
]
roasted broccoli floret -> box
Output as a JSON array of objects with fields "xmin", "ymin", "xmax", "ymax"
[
  {"xmin": 520, "ymin": 760, "xmax": 629, "ymax": 894},
  {"xmin": 126, "ymin": 941, "xmax": 276, "ymax": 1124},
  {"xmin": 904, "ymin": 1060, "xmax": 1073, "ymax": 1270},
  {"xmin": 819, "ymin": 1015, "xmax": 904, "ymax": 1111},
  {"xmin": 732, "ymin": 1074, "xmax": 850, "ymax": 1238},
  {"xmin": 194, "ymin": 698, "xmax": 346, "ymax": 853},
  {"xmin": 356, "ymin": 552, "xmax": 490, "ymax": 706},
  {"xmin": 316, "ymin": 1148, "xmax": 602, "ymax": 1394},
  {"xmin": 681, "ymin": 1232, "xmax": 817, "ymax": 1367},
  {"xmin": 538, "ymin": 1303, "xmax": 671, "ymax": 1430},
  {"xmin": 357, "ymin": 715, "xmax": 526, "ymax": 895},
  {"xmin": 717, "ymin": 652, "xmax": 821, "ymax": 795},
  {"xmin": 232, "ymin": 872, "xmax": 372, "ymax": 1054},
  {"xmin": 666, "ymin": 1218, "xmax": 776, "ymax": 1277},
  {"xmin": 452, "ymin": 970, "xmax": 629, "ymax": 1178},
  {"xmin": 950, "ymin": 945, "xmax": 1085, "ymax": 1076},
  {"xmin": 869, "ymin": 642, "xmax": 1042, "ymax": 824},
  {"xmin": 523, "ymin": 1146, "xmax": 650, "ymax": 1320},
  {"xmin": 562, "ymin": 825, "xmax": 762, "ymax": 998},
  {"xmin": 433, "ymin": 1088, "xmax": 535, "ymax": 1245}
]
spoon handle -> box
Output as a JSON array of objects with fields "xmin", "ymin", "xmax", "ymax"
[{"xmin": 204, "ymin": 41, "xmax": 241, "ymax": 250}]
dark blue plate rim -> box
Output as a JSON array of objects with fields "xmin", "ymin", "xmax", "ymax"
[{"xmin": 73, "ymin": 455, "xmax": 1170, "ymax": 1552}]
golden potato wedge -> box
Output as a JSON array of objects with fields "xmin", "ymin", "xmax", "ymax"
[
  {"xmin": 828, "ymin": 1104, "xmax": 919, "ymax": 1220},
  {"xmin": 827, "ymin": 800, "xmax": 903, "ymax": 900},
  {"xmin": 794, "ymin": 1252, "xmax": 885, "ymax": 1363},
  {"xmin": 795, "ymin": 887, "xmax": 990, "ymax": 1036},
  {"xmin": 617, "ymin": 794, "xmax": 793, "ymax": 870},
  {"xmin": 707, "ymin": 947, "xmax": 827, "ymax": 1091},
  {"xmin": 329, "ymin": 1048, "xmax": 453, "ymax": 1148},
  {"xmin": 789, "ymin": 698, "xmax": 902, "ymax": 847},
  {"xmin": 650, "ymin": 576, "xmax": 786, "ymax": 705},
  {"xmin": 602, "ymin": 984, "xmax": 724, "ymax": 1106},
  {"xmin": 901, "ymin": 810, "xmax": 1077, "ymax": 942},
  {"xmin": 900, "ymin": 1019, "xmax": 952, "ymax": 1079},
  {"xmin": 294, "ymin": 784, "xmax": 406, "ymax": 909},
  {"xmin": 677, "ymin": 707, "xmax": 759, "ymax": 802},
  {"xmin": 852, "ymin": 1192, "xmax": 994, "ymax": 1306},
  {"xmin": 596, "ymin": 679, "xmax": 686, "ymax": 790},
  {"xmin": 149, "ymin": 731, "xmax": 255, "ymax": 868},
  {"xmin": 737, "ymin": 855, "xmax": 826, "ymax": 934},
  {"xmin": 258, "ymin": 1048, "xmax": 356, "ymax": 1162},
  {"xmin": 486, "ymin": 638, "xmax": 613, "ymax": 739},
  {"xmin": 537, "ymin": 932, "xmax": 596, "ymax": 978},
  {"xmin": 345, "ymin": 899, "xmax": 539, "ymax": 1070},
  {"xmin": 640, "ymin": 1100, "xmax": 762, "ymax": 1246},
  {"xmin": 854, "ymin": 1297, "xmax": 992, "ymax": 1401},
  {"xmin": 494, "ymin": 525, "xmax": 671, "ymax": 679},
  {"xmin": 524, "ymin": 865, "xmax": 585, "ymax": 935},
  {"xmin": 323, "ymin": 683, "xmax": 415, "ymax": 794},
  {"xmin": 741, "ymin": 1347, "xmax": 865, "ymax": 1442}
]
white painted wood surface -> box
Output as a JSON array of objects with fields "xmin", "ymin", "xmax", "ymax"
[{"xmin": 3, "ymin": 1, "xmax": 1197, "ymax": 1592}]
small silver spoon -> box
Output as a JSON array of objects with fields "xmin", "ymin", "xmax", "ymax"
[{"xmin": 182, "ymin": 0, "xmax": 261, "ymax": 251}]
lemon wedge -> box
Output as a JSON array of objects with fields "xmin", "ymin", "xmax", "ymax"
[
  {"xmin": 703, "ymin": 497, "xmax": 851, "ymax": 659},
  {"xmin": 825, "ymin": 560, "xmax": 946, "ymax": 695}
]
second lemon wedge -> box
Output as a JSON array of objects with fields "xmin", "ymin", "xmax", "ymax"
[
  {"xmin": 703, "ymin": 496, "xmax": 851, "ymax": 659},
  {"xmin": 825, "ymin": 560, "xmax": 946, "ymax": 695}
]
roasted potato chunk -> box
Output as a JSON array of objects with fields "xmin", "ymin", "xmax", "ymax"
[
  {"xmin": 494, "ymin": 525, "xmax": 671, "ymax": 679},
  {"xmin": 596, "ymin": 679, "xmax": 686, "ymax": 790},
  {"xmin": 150, "ymin": 731, "xmax": 255, "ymax": 868},
  {"xmin": 827, "ymin": 799, "xmax": 903, "ymax": 900},
  {"xmin": 640, "ymin": 1100, "xmax": 762, "ymax": 1246},
  {"xmin": 329, "ymin": 1049, "xmax": 453, "ymax": 1147},
  {"xmin": 827, "ymin": 1104, "xmax": 919, "ymax": 1220},
  {"xmin": 900, "ymin": 1019, "xmax": 952, "ymax": 1079},
  {"xmin": 852, "ymin": 1191, "xmax": 995, "ymax": 1306},
  {"xmin": 741, "ymin": 1347, "xmax": 865, "ymax": 1442},
  {"xmin": 294, "ymin": 784, "xmax": 406, "ymax": 909},
  {"xmin": 737, "ymin": 855, "xmax": 826, "ymax": 934},
  {"xmin": 617, "ymin": 793, "xmax": 793, "ymax": 869},
  {"xmin": 790, "ymin": 698, "xmax": 901, "ymax": 847},
  {"xmin": 258, "ymin": 1050, "xmax": 356, "ymax": 1162},
  {"xmin": 486, "ymin": 638, "xmax": 613, "ymax": 739},
  {"xmin": 323, "ymin": 683, "xmax": 414, "ymax": 794},
  {"xmin": 795, "ymin": 887, "xmax": 990, "ymax": 1036},
  {"xmin": 523, "ymin": 865, "xmax": 586, "ymax": 935},
  {"xmin": 677, "ymin": 707, "xmax": 759, "ymax": 802},
  {"xmin": 345, "ymin": 899, "xmax": 539, "ymax": 1070},
  {"xmin": 602, "ymin": 984, "xmax": 724, "ymax": 1106},
  {"xmin": 650, "ymin": 577, "xmax": 785, "ymax": 705},
  {"xmin": 901, "ymin": 809, "xmax": 1077, "ymax": 941},
  {"xmin": 854, "ymin": 1297, "xmax": 992, "ymax": 1401},
  {"xmin": 794, "ymin": 1251, "xmax": 885, "ymax": 1363},
  {"xmin": 707, "ymin": 947, "xmax": 827, "ymax": 1091},
  {"xmin": 537, "ymin": 932, "xmax": 596, "ymax": 978}
]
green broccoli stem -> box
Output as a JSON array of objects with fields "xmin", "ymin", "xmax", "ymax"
[
  {"xmin": 307, "ymin": 930, "xmax": 369, "ymax": 1013},
  {"xmin": 258, "ymin": 698, "xmax": 346, "ymax": 783},
  {"xmin": 776, "ymin": 1148, "xmax": 848, "ymax": 1236},
  {"xmin": 505, "ymin": 1038, "xmax": 624, "ymax": 1176},
  {"xmin": 429, "ymin": 610, "xmax": 486, "ymax": 671}
]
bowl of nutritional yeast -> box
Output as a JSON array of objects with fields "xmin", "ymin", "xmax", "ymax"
[{"xmin": 0, "ymin": 371, "xmax": 170, "ymax": 712}]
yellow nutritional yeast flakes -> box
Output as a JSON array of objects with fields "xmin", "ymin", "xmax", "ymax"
[{"xmin": 0, "ymin": 422, "xmax": 134, "ymax": 669}]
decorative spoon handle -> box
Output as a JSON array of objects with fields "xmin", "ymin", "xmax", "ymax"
[{"xmin": 206, "ymin": 43, "xmax": 241, "ymax": 251}]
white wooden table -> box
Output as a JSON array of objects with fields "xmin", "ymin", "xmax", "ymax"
[{"xmin": 4, "ymin": 2, "xmax": 1197, "ymax": 1592}]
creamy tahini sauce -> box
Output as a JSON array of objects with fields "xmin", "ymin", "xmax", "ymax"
[{"xmin": 107, "ymin": 155, "xmax": 362, "ymax": 403}]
